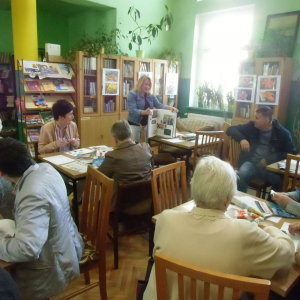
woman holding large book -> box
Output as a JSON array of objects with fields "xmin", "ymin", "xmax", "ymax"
[{"xmin": 127, "ymin": 75, "xmax": 178, "ymax": 142}]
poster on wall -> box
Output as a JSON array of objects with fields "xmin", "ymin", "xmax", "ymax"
[
  {"xmin": 256, "ymin": 75, "xmax": 281, "ymax": 105},
  {"xmin": 236, "ymin": 75, "xmax": 256, "ymax": 103},
  {"xmin": 165, "ymin": 73, "xmax": 179, "ymax": 95},
  {"xmin": 102, "ymin": 68, "xmax": 120, "ymax": 95}
]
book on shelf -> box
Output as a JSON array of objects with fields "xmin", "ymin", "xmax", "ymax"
[
  {"xmin": 83, "ymin": 57, "xmax": 97, "ymax": 75},
  {"xmin": 6, "ymin": 96, "xmax": 14, "ymax": 107},
  {"xmin": 41, "ymin": 81, "xmax": 56, "ymax": 91},
  {"xmin": 31, "ymin": 95, "xmax": 48, "ymax": 108},
  {"xmin": 53, "ymin": 79, "xmax": 74, "ymax": 92},
  {"xmin": 124, "ymin": 62, "xmax": 134, "ymax": 77},
  {"xmin": 24, "ymin": 113, "xmax": 43, "ymax": 125},
  {"xmin": 27, "ymin": 128, "xmax": 40, "ymax": 141},
  {"xmin": 25, "ymin": 80, "xmax": 42, "ymax": 92},
  {"xmin": 40, "ymin": 111, "xmax": 54, "ymax": 124},
  {"xmin": 1, "ymin": 69, "xmax": 10, "ymax": 79},
  {"xmin": 123, "ymin": 98, "xmax": 128, "ymax": 110},
  {"xmin": 84, "ymin": 79, "xmax": 96, "ymax": 96},
  {"xmin": 104, "ymin": 59, "xmax": 116, "ymax": 69},
  {"xmin": 263, "ymin": 62, "xmax": 280, "ymax": 76},
  {"xmin": 147, "ymin": 109, "xmax": 177, "ymax": 139},
  {"xmin": 104, "ymin": 100, "xmax": 115, "ymax": 112},
  {"xmin": 58, "ymin": 64, "xmax": 75, "ymax": 77},
  {"xmin": 0, "ymin": 53, "xmax": 11, "ymax": 64}
]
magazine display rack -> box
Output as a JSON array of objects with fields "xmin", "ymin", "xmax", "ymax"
[
  {"xmin": 19, "ymin": 60, "xmax": 76, "ymax": 159},
  {"xmin": 232, "ymin": 57, "xmax": 293, "ymax": 126}
]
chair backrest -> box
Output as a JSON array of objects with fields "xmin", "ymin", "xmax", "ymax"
[
  {"xmin": 155, "ymin": 253, "xmax": 271, "ymax": 300},
  {"xmin": 115, "ymin": 179, "xmax": 152, "ymax": 213},
  {"xmin": 228, "ymin": 138, "xmax": 242, "ymax": 170},
  {"xmin": 151, "ymin": 161, "xmax": 188, "ymax": 215},
  {"xmin": 283, "ymin": 154, "xmax": 300, "ymax": 192},
  {"xmin": 193, "ymin": 131, "xmax": 223, "ymax": 170},
  {"xmin": 81, "ymin": 165, "xmax": 114, "ymax": 254},
  {"xmin": 222, "ymin": 122, "xmax": 231, "ymax": 160}
]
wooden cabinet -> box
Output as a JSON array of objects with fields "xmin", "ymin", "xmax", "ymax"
[
  {"xmin": 75, "ymin": 52, "xmax": 180, "ymax": 147},
  {"xmin": 232, "ymin": 57, "xmax": 293, "ymax": 126}
]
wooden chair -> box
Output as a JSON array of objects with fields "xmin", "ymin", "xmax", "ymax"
[
  {"xmin": 222, "ymin": 122, "xmax": 232, "ymax": 160},
  {"xmin": 155, "ymin": 252, "xmax": 271, "ymax": 300},
  {"xmin": 151, "ymin": 161, "xmax": 188, "ymax": 215},
  {"xmin": 107, "ymin": 180, "xmax": 153, "ymax": 270},
  {"xmin": 228, "ymin": 138, "xmax": 270, "ymax": 198},
  {"xmin": 62, "ymin": 165, "xmax": 113, "ymax": 300},
  {"xmin": 189, "ymin": 131, "xmax": 223, "ymax": 172},
  {"xmin": 282, "ymin": 154, "xmax": 300, "ymax": 192}
]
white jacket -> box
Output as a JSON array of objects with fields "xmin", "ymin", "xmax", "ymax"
[
  {"xmin": 144, "ymin": 206, "xmax": 294, "ymax": 300},
  {"xmin": 0, "ymin": 163, "xmax": 83, "ymax": 300}
]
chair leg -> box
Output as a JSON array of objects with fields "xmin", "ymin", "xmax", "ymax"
[
  {"xmin": 113, "ymin": 222, "xmax": 119, "ymax": 270},
  {"xmin": 255, "ymin": 189, "xmax": 261, "ymax": 198},
  {"xmin": 84, "ymin": 270, "xmax": 90, "ymax": 285},
  {"xmin": 149, "ymin": 223, "xmax": 155, "ymax": 257},
  {"xmin": 262, "ymin": 188, "xmax": 267, "ymax": 200},
  {"xmin": 99, "ymin": 264, "xmax": 107, "ymax": 300}
]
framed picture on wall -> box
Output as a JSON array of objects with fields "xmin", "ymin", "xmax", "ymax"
[
  {"xmin": 256, "ymin": 75, "xmax": 281, "ymax": 105},
  {"xmin": 235, "ymin": 75, "xmax": 256, "ymax": 103},
  {"xmin": 262, "ymin": 11, "xmax": 300, "ymax": 57}
]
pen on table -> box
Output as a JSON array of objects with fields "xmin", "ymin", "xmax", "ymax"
[{"xmin": 247, "ymin": 206, "xmax": 265, "ymax": 218}]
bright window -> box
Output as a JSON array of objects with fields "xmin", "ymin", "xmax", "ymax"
[{"xmin": 189, "ymin": 5, "xmax": 254, "ymax": 107}]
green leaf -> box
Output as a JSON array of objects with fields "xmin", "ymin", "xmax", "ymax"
[
  {"xmin": 137, "ymin": 35, "xmax": 142, "ymax": 45},
  {"xmin": 165, "ymin": 5, "xmax": 168, "ymax": 11},
  {"xmin": 128, "ymin": 7, "xmax": 131, "ymax": 14},
  {"xmin": 152, "ymin": 28, "xmax": 156, "ymax": 37},
  {"xmin": 157, "ymin": 25, "xmax": 162, "ymax": 30},
  {"xmin": 129, "ymin": 42, "xmax": 132, "ymax": 50},
  {"xmin": 137, "ymin": 9, "xmax": 140, "ymax": 19},
  {"xmin": 166, "ymin": 15, "xmax": 171, "ymax": 26},
  {"xmin": 133, "ymin": 35, "xmax": 136, "ymax": 43},
  {"xmin": 160, "ymin": 18, "xmax": 164, "ymax": 27},
  {"xmin": 129, "ymin": 31, "xmax": 132, "ymax": 34},
  {"xmin": 170, "ymin": 13, "xmax": 173, "ymax": 22}
]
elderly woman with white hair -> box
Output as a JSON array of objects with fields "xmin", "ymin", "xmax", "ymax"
[{"xmin": 143, "ymin": 156, "xmax": 294, "ymax": 300}]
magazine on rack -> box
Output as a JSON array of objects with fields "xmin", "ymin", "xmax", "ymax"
[{"xmin": 147, "ymin": 109, "xmax": 177, "ymax": 139}]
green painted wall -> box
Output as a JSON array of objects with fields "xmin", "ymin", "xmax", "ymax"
[
  {"xmin": 171, "ymin": 0, "xmax": 300, "ymax": 114},
  {"xmin": 0, "ymin": 10, "xmax": 13, "ymax": 53}
]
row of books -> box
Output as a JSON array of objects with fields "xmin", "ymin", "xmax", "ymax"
[
  {"xmin": 123, "ymin": 62, "xmax": 134, "ymax": 77},
  {"xmin": 0, "ymin": 53, "xmax": 11, "ymax": 64},
  {"xmin": 6, "ymin": 96, "xmax": 14, "ymax": 107},
  {"xmin": 84, "ymin": 79, "xmax": 97, "ymax": 96},
  {"xmin": 104, "ymin": 59, "xmax": 117, "ymax": 69},
  {"xmin": 23, "ymin": 111, "xmax": 54, "ymax": 125},
  {"xmin": 263, "ymin": 63, "xmax": 280, "ymax": 76},
  {"xmin": 0, "ymin": 69, "xmax": 10, "ymax": 79},
  {"xmin": 24, "ymin": 79, "xmax": 75, "ymax": 92},
  {"xmin": 140, "ymin": 63, "xmax": 149, "ymax": 72},
  {"xmin": 23, "ymin": 61, "xmax": 75, "ymax": 78},
  {"xmin": 237, "ymin": 104, "xmax": 250, "ymax": 118},
  {"xmin": 123, "ymin": 79, "xmax": 133, "ymax": 96},
  {"xmin": 0, "ymin": 110, "xmax": 15, "ymax": 121},
  {"xmin": 84, "ymin": 57, "xmax": 97, "ymax": 75},
  {"xmin": 27, "ymin": 128, "xmax": 40, "ymax": 141},
  {"xmin": 104, "ymin": 100, "xmax": 115, "ymax": 112}
]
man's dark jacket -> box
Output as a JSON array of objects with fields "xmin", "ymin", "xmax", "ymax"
[{"xmin": 226, "ymin": 120, "xmax": 297, "ymax": 167}]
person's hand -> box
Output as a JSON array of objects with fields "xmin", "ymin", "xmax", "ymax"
[
  {"xmin": 141, "ymin": 108, "xmax": 151, "ymax": 115},
  {"xmin": 167, "ymin": 106, "xmax": 179, "ymax": 113},
  {"xmin": 70, "ymin": 138, "xmax": 80, "ymax": 148},
  {"xmin": 288, "ymin": 222, "xmax": 300, "ymax": 236},
  {"xmin": 258, "ymin": 221, "xmax": 274, "ymax": 229},
  {"xmin": 259, "ymin": 158, "xmax": 267, "ymax": 168},
  {"xmin": 56, "ymin": 140, "xmax": 69, "ymax": 148},
  {"xmin": 240, "ymin": 139, "xmax": 250, "ymax": 152},
  {"xmin": 272, "ymin": 193, "xmax": 291, "ymax": 208}
]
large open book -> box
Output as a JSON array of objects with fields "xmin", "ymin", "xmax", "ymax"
[{"xmin": 147, "ymin": 109, "xmax": 177, "ymax": 139}]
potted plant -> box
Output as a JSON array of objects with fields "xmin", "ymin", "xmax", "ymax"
[
  {"xmin": 159, "ymin": 48, "xmax": 180, "ymax": 68},
  {"xmin": 196, "ymin": 84, "xmax": 205, "ymax": 108},
  {"xmin": 215, "ymin": 85, "xmax": 224, "ymax": 110},
  {"xmin": 226, "ymin": 91, "xmax": 235, "ymax": 111},
  {"xmin": 127, "ymin": 5, "xmax": 173, "ymax": 57}
]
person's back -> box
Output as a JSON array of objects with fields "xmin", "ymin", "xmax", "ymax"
[
  {"xmin": 2, "ymin": 163, "xmax": 83, "ymax": 300},
  {"xmin": 0, "ymin": 178, "xmax": 15, "ymax": 220}
]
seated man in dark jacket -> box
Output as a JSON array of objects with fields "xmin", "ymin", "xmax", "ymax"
[
  {"xmin": 226, "ymin": 106, "xmax": 297, "ymax": 193},
  {"xmin": 98, "ymin": 119, "xmax": 153, "ymax": 213}
]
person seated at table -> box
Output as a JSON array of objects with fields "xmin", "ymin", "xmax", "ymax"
[
  {"xmin": 143, "ymin": 156, "xmax": 294, "ymax": 300},
  {"xmin": 0, "ymin": 138, "xmax": 83, "ymax": 300},
  {"xmin": 127, "ymin": 75, "xmax": 178, "ymax": 142},
  {"xmin": 226, "ymin": 106, "xmax": 297, "ymax": 193},
  {"xmin": 0, "ymin": 266, "xmax": 21, "ymax": 299},
  {"xmin": 272, "ymin": 189, "xmax": 300, "ymax": 217},
  {"xmin": 0, "ymin": 177, "xmax": 15, "ymax": 220},
  {"xmin": 288, "ymin": 222, "xmax": 300, "ymax": 266},
  {"xmin": 38, "ymin": 99, "xmax": 79, "ymax": 154},
  {"xmin": 98, "ymin": 119, "xmax": 153, "ymax": 213}
]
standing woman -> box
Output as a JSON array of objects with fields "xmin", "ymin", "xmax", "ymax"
[{"xmin": 127, "ymin": 75, "xmax": 178, "ymax": 142}]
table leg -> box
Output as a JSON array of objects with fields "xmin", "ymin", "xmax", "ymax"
[{"xmin": 72, "ymin": 179, "xmax": 79, "ymax": 229}]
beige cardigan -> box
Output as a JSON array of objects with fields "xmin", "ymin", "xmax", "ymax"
[{"xmin": 38, "ymin": 121, "xmax": 79, "ymax": 154}]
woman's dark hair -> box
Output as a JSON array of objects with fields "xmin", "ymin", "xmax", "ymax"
[
  {"xmin": 52, "ymin": 99, "xmax": 73, "ymax": 120},
  {"xmin": 0, "ymin": 138, "xmax": 35, "ymax": 178}
]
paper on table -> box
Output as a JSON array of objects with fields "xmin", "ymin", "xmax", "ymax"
[
  {"xmin": 267, "ymin": 216, "xmax": 282, "ymax": 223},
  {"xmin": 43, "ymin": 155, "xmax": 74, "ymax": 165},
  {"xmin": 161, "ymin": 138, "xmax": 185, "ymax": 143},
  {"xmin": 281, "ymin": 222, "xmax": 299, "ymax": 250},
  {"xmin": 64, "ymin": 148, "xmax": 92, "ymax": 157},
  {"xmin": 62, "ymin": 161, "xmax": 88, "ymax": 173}
]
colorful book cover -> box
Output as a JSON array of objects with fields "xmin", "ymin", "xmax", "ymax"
[
  {"xmin": 36, "ymin": 63, "xmax": 50, "ymax": 73},
  {"xmin": 26, "ymin": 80, "xmax": 42, "ymax": 91},
  {"xmin": 24, "ymin": 113, "xmax": 43, "ymax": 125},
  {"xmin": 41, "ymin": 81, "xmax": 56, "ymax": 91},
  {"xmin": 58, "ymin": 64, "xmax": 75, "ymax": 76},
  {"xmin": 40, "ymin": 111, "xmax": 54, "ymax": 124},
  {"xmin": 23, "ymin": 61, "xmax": 39, "ymax": 73},
  {"xmin": 75, "ymin": 151, "xmax": 97, "ymax": 164},
  {"xmin": 31, "ymin": 95, "xmax": 48, "ymax": 108},
  {"xmin": 27, "ymin": 128, "xmax": 40, "ymax": 141},
  {"xmin": 53, "ymin": 79, "xmax": 68, "ymax": 91},
  {"xmin": 48, "ymin": 63, "xmax": 61, "ymax": 75}
]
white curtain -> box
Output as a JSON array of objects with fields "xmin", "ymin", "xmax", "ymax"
[{"xmin": 189, "ymin": 5, "xmax": 254, "ymax": 106}]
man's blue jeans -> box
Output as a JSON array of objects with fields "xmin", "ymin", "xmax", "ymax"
[{"xmin": 237, "ymin": 161, "xmax": 283, "ymax": 193}]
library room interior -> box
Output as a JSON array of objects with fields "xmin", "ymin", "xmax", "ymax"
[{"xmin": 2, "ymin": 0, "xmax": 300, "ymax": 299}]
